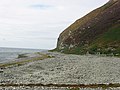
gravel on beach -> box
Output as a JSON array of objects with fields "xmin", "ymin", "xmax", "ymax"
[{"xmin": 0, "ymin": 52, "xmax": 120, "ymax": 90}]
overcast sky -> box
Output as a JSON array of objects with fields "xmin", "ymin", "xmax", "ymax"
[{"xmin": 0, "ymin": 0, "xmax": 109, "ymax": 49}]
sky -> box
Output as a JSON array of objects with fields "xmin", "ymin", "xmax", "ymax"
[{"xmin": 0, "ymin": 0, "xmax": 109, "ymax": 49}]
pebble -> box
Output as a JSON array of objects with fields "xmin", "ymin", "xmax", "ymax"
[{"xmin": 0, "ymin": 52, "xmax": 120, "ymax": 90}]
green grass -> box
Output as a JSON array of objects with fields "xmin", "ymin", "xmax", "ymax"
[
  {"xmin": 91, "ymin": 24, "xmax": 120, "ymax": 45},
  {"xmin": 87, "ymin": 24, "xmax": 120, "ymax": 56},
  {"xmin": 65, "ymin": 47, "xmax": 87, "ymax": 55},
  {"xmin": 100, "ymin": 25, "xmax": 120, "ymax": 41}
]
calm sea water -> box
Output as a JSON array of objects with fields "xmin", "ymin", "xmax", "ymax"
[{"xmin": 0, "ymin": 47, "xmax": 45, "ymax": 63}]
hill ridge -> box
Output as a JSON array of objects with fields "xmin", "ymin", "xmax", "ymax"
[{"xmin": 56, "ymin": 0, "xmax": 120, "ymax": 56}]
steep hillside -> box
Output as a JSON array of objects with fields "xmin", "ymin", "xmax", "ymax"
[{"xmin": 56, "ymin": 0, "xmax": 120, "ymax": 56}]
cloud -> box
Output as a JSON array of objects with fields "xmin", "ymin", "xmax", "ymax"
[
  {"xmin": 0, "ymin": 0, "xmax": 109, "ymax": 49},
  {"xmin": 30, "ymin": 4, "xmax": 53, "ymax": 10}
]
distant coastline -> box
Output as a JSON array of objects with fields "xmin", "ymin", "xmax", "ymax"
[{"xmin": 0, "ymin": 47, "xmax": 46, "ymax": 63}]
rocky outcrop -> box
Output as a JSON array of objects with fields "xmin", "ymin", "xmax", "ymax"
[{"xmin": 56, "ymin": 0, "xmax": 120, "ymax": 55}]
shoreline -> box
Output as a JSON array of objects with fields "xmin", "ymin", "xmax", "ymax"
[{"xmin": 0, "ymin": 52, "xmax": 52, "ymax": 68}]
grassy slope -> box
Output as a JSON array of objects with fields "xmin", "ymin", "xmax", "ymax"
[
  {"xmin": 59, "ymin": 24, "xmax": 120, "ymax": 56},
  {"xmin": 88, "ymin": 24, "xmax": 120, "ymax": 55},
  {"xmin": 92, "ymin": 24, "xmax": 120, "ymax": 45},
  {"xmin": 55, "ymin": 0, "xmax": 120, "ymax": 56}
]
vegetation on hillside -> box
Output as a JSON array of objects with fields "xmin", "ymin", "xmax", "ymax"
[
  {"xmin": 88, "ymin": 24, "xmax": 120, "ymax": 56},
  {"xmin": 53, "ymin": 24, "xmax": 120, "ymax": 56},
  {"xmin": 55, "ymin": 0, "xmax": 120, "ymax": 56}
]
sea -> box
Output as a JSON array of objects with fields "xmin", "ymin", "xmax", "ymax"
[{"xmin": 0, "ymin": 47, "xmax": 45, "ymax": 63}]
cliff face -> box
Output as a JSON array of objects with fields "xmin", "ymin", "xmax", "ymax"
[{"xmin": 56, "ymin": 0, "xmax": 120, "ymax": 55}]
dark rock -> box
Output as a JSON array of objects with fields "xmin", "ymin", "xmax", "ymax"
[{"xmin": 0, "ymin": 70, "xmax": 3, "ymax": 73}]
